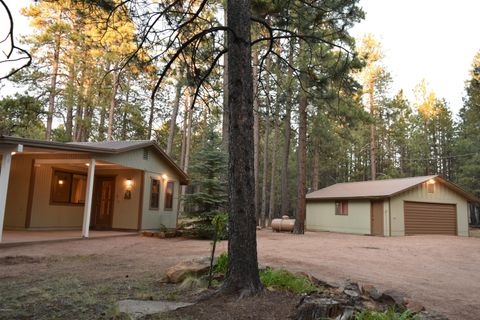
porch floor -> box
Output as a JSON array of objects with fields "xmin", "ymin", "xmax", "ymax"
[{"xmin": 1, "ymin": 230, "xmax": 138, "ymax": 245}]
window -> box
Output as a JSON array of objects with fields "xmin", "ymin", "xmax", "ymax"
[
  {"xmin": 165, "ymin": 181, "xmax": 174, "ymax": 210},
  {"xmin": 51, "ymin": 170, "xmax": 87, "ymax": 204},
  {"xmin": 150, "ymin": 179, "xmax": 160, "ymax": 209},
  {"xmin": 335, "ymin": 200, "xmax": 348, "ymax": 215}
]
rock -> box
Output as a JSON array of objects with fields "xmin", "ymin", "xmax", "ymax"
[
  {"xmin": 343, "ymin": 289, "xmax": 359, "ymax": 298},
  {"xmin": 117, "ymin": 299, "xmax": 193, "ymax": 319},
  {"xmin": 165, "ymin": 257, "xmax": 213, "ymax": 283},
  {"xmin": 343, "ymin": 282, "xmax": 361, "ymax": 299},
  {"xmin": 404, "ymin": 298, "xmax": 425, "ymax": 313},
  {"xmin": 360, "ymin": 284, "xmax": 382, "ymax": 301},
  {"xmin": 379, "ymin": 289, "xmax": 406, "ymax": 306},
  {"xmin": 294, "ymin": 295, "xmax": 344, "ymax": 320}
]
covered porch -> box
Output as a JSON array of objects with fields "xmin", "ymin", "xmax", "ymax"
[{"xmin": 0, "ymin": 138, "xmax": 145, "ymax": 243}]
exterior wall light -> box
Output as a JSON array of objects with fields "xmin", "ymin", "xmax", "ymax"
[
  {"xmin": 427, "ymin": 179, "xmax": 435, "ymax": 184},
  {"xmin": 58, "ymin": 179, "xmax": 64, "ymax": 185},
  {"xmin": 124, "ymin": 178, "xmax": 133, "ymax": 199},
  {"xmin": 162, "ymin": 174, "xmax": 168, "ymax": 180}
]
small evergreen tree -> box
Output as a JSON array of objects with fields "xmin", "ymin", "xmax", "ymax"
[{"xmin": 182, "ymin": 128, "xmax": 228, "ymax": 239}]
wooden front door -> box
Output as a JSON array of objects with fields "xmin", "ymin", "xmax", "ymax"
[
  {"xmin": 93, "ymin": 177, "xmax": 115, "ymax": 229},
  {"xmin": 371, "ymin": 200, "xmax": 384, "ymax": 236}
]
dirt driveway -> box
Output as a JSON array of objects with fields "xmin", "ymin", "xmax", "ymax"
[
  {"xmin": 1, "ymin": 231, "xmax": 479, "ymax": 319},
  {"xmin": 256, "ymin": 231, "xmax": 480, "ymax": 320}
]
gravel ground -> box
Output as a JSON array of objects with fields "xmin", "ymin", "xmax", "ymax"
[{"xmin": 1, "ymin": 230, "xmax": 479, "ymax": 319}]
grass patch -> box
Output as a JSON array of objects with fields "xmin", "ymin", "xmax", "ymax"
[
  {"xmin": 354, "ymin": 308, "xmax": 416, "ymax": 320},
  {"xmin": 0, "ymin": 265, "xmax": 181, "ymax": 319},
  {"xmin": 214, "ymin": 252, "xmax": 228, "ymax": 275},
  {"xmin": 259, "ymin": 267, "xmax": 318, "ymax": 294}
]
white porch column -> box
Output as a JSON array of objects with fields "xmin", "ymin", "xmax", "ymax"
[
  {"xmin": 82, "ymin": 158, "xmax": 96, "ymax": 238},
  {"xmin": 0, "ymin": 152, "xmax": 12, "ymax": 243}
]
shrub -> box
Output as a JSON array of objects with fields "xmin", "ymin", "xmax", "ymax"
[{"xmin": 214, "ymin": 252, "xmax": 228, "ymax": 275}]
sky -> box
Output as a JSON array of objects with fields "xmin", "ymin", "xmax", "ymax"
[
  {"xmin": 350, "ymin": 0, "xmax": 480, "ymax": 116},
  {"xmin": 1, "ymin": 0, "xmax": 479, "ymax": 116}
]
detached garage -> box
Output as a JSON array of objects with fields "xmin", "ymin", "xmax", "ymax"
[{"xmin": 306, "ymin": 175, "xmax": 479, "ymax": 236}]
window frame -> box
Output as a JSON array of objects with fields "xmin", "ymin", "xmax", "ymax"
[
  {"xmin": 149, "ymin": 178, "xmax": 161, "ymax": 210},
  {"xmin": 50, "ymin": 169, "xmax": 87, "ymax": 206},
  {"xmin": 164, "ymin": 180, "xmax": 175, "ymax": 211},
  {"xmin": 335, "ymin": 200, "xmax": 348, "ymax": 216}
]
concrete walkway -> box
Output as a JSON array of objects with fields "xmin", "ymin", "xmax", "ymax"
[{"xmin": 1, "ymin": 230, "xmax": 138, "ymax": 245}]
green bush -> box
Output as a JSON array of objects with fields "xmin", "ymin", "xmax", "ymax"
[
  {"xmin": 214, "ymin": 252, "xmax": 228, "ymax": 275},
  {"xmin": 259, "ymin": 267, "xmax": 318, "ymax": 294},
  {"xmin": 354, "ymin": 308, "xmax": 416, "ymax": 320}
]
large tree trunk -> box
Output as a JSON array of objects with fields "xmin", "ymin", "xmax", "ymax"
[
  {"xmin": 107, "ymin": 71, "xmax": 120, "ymax": 141},
  {"xmin": 221, "ymin": 0, "xmax": 262, "ymax": 295},
  {"xmin": 268, "ymin": 110, "xmax": 279, "ymax": 224},
  {"xmin": 167, "ymin": 71, "xmax": 183, "ymax": 155},
  {"xmin": 221, "ymin": 3, "xmax": 229, "ymax": 151},
  {"xmin": 369, "ymin": 80, "xmax": 376, "ymax": 180},
  {"xmin": 294, "ymin": 40, "xmax": 308, "ymax": 235},
  {"xmin": 74, "ymin": 65, "xmax": 88, "ymax": 142},
  {"xmin": 294, "ymin": 86, "xmax": 307, "ymax": 234},
  {"xmin": 179, "ymin": 88, "xmax": 193, "ymax": 215},
  {"xmin": 121, "ymin": 81, "xmax": 131, "ymax": 140},
  {"xmin": 253, "ymin": 50, "xmax": 261, "ymax": 225},
  {"xmin": 260, "ymin": 102, "xmax": 270, "ymax": 228},
  {"xmin": 312, "ymin": 135, "xmax": 320, "ymax": 190},
  {"xmin": 280, "ymin": 39, "xmax": 295, "ymax": 217},
  {"xmin": 45, "ymin": 13, "xmax": 62, "ymax": 141},
  {"xmin": 65, "ymin": 62, "xmax": 75, "ymax": 141}
]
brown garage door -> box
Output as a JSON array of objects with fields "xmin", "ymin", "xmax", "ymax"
[{"xmin": 404, "ymin": 201, "xmax": 457, "ymax": 235}]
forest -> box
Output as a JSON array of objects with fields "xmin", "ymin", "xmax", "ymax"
[{"xmin": 0, "ymin": 0, "xmax": 479, "ymax": 228}]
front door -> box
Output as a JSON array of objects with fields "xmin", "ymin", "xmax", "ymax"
[
  {"xmin": 93, "ymin": 177, "xmax": 115, "ymax": 229},
  {"xmin": 371, "ymin": 200, "xmax": 384, "ymax": 236}
]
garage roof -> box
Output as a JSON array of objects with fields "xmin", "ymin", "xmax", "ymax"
[{"xmin": 306, "ymin": 175, "xmax": 479, "ymax": 202}]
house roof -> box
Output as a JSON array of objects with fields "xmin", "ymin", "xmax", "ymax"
[
  {"xmin": 0, "ymin": 136, "xmax": 189, "ymax": 184},
  {"xmin": 306, "ymin": 175, "xmax": 479, "ymax": 202}
]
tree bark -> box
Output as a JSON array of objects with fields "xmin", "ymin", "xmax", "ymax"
[
  {"xmin": 221, "ymin": 3, "xmax": 229, "ymax": 152},
  {"xmin": 167, "ymin": 71, "xmax": 183, "ymax": 156},
  {"xmin": 65, "ymin": 62, "xmax": 75, "ymax": 141},
  {"xmin": 280, "ymin": 39, "xmax": 295, "ymax": 217},
  {"xmin": 253, "ymin": 50, "xmax": 261, "ymax": 225},
  {"xmin": 45, "ymin": 12, "xmax": 62, "ymax": 141},
  {"xmin": 268, "ymin": 110, "xmax": 279, "ymax": 224},
  {"xmin": 312, "ymin": 135, "xmax": 320, "ymax": 190},
  {"xmin": 294, "ymin": 40, "xmax": 308, "ymax": 235},
  {"xmin": 260, "ymin": 99, "xmax": 270, "ymax": 228},
  {"xmin": 294, "ymin": 86, "xmax": 307, "ymax": 234},
  {"xmin": 107, "ymin": 71, "xmax": 120, "ymax": 141},
  {"xmin": 369, "ymin": 80, "xmax": 376, "ymax": 180},
  {"xmin": 179, "ymin": 87, "xmax": 193, "ymax": 215},
  {"xmin": 221, "ymin": 0, "xmax": 262, "ymax": 295}
]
